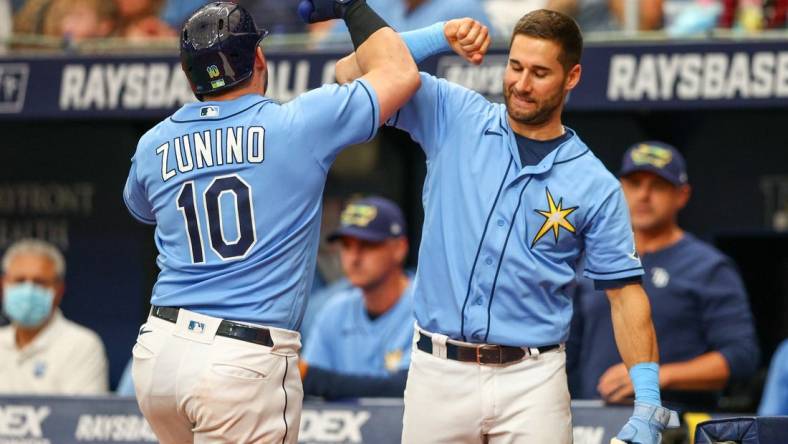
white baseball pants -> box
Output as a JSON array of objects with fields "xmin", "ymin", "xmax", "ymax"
[
  {"xmin": 401, "ymin": 327, "xmax": 573, "ymax": 444},
  {"xmin": 132, "ymin": 309, "xmax": 303, "ymax": 444}
]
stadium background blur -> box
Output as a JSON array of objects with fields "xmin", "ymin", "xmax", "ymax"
[{"xmin": 0, "ymin": 0, "xmax": 786, "ymax": 417}]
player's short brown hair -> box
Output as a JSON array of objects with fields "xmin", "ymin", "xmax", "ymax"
[{"xmin": 511, "ymin": 9, "xmax": 583, "ymax": 73}]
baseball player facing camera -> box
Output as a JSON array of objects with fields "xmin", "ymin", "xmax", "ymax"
[
  {"xmin": 335, "ymin": 9, "xmax": 678, "ymax": 444},
  {"xmin": 123, "ymin": 1, "xmax": 420, "ymax": 442},
  {"xmin": 300, "ymin": 196, "xmax": 414, "ymax": 399}
]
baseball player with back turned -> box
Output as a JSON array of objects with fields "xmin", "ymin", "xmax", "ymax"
[
  {"xmin": 336, "ymin": 9, "xmax": 678, "ymax": 444},
  {"xmin": 122, "ymin": 1, "xmax": 419, "ymax": 442}
]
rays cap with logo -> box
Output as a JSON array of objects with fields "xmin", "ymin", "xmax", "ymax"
[
  {"xmin": 619, "ymin": 141, "xmax": 688, "ymax": 186},
  {"xmin": 328, "ymin": 196, "xmax": 407, "ymax": 243}
]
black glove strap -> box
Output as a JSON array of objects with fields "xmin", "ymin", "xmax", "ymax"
[{"xmin": 343, "ymin": 1, "xmax": 390, "ymax": 49}]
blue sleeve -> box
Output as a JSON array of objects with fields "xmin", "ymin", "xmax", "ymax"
[
  {"xmin": 115, "ymin": 358, "xmax": 136, "ymax": 396},
  {"xmin": 758, "ymin": 340, "xmax": 788, "ymax": 415},
  {"xmin": 123, "ymin": 156, "xmax": 155, "ymax": 225},
  {"xmin": 301, "ymin": 307, "xmax": 335, "ymax": 370},
  {"xmin": 303, "ymin": 367, "xmax": 408, "ymax": 399},
  {"xmin": 698, "ymin": 257, "xmax": 759, "ymax": 381},
  {"xmin": 286, "ymin": 79, "xmax": 380, "ymax": 171},
  {"xmin": 582, "ymin": 188, "xmax": 644, "ymax": 283},
  {"xmin": 388, "ymin": 73, "xmax": 486, "ymax": 160},
  {"xmin": 401, "ymin": 22, "xmax": 449, "ymax": 64}
]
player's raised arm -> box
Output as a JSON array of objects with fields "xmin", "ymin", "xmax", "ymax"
[
  {"xmin": 299, "ymin": 0, "xmax": 419, "ymax": 124},
  {"xmin": 335, "ymin": 18, "xmax": 491, "ymax": 85}
]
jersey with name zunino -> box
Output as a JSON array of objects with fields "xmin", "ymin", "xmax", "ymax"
[
  {"xmin": 388, "ymin": 73, "xmax": 643, "ymax": 348},
  {"xmin": 123, "ymin": 81, "xmax": 380, "ymax": 329}
]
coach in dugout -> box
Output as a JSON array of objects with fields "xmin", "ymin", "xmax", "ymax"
[
  {"xmin": 0, "ymin": 238, "xmax": 109, "ymax": 395},
  {"xmin": 567, "ymin": 141, "xmax": 759, "ymax": 409},
  {"xmin": 299, "ymin": 196, "xmax": 413, "ymax": 399}
]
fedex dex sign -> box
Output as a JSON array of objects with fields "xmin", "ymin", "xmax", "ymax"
[{"xmin": 0, "ymin": 404, "xmax": 51, "ymax": 443}]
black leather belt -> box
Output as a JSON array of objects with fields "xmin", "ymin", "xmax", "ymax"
[
  {"xmin": 151, "ymin": 306, "xmax": 274, "ymax": 347},
  {"xmin": 416, "ymin": 332, "xmax": 560, "ymax": 365}
]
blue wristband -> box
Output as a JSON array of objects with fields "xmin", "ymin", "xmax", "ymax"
[
  {"xmin": 401, "ymin": 22, "xmax": 450, "ymax": 64},
  {"xmin": 630, "ymin": 362, "xmax": 661, "ymax": 406}
]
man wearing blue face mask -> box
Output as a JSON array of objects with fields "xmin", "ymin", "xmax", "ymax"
[{"xmin": 0, "ymin": 239, "xmax": 109, "ymax": 394}]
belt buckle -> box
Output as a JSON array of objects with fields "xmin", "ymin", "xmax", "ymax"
[{"xmin": 475, "ymin": 344, "xmax": 502, "ymax": 365}]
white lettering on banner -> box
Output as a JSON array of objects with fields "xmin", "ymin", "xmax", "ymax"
[
  {"xmin": 59, "ymin": 63, "xmax": 194, "ymax": 111},
  {"xmin": 59, "ymin": 60, "xmax": 321, "ymax": 110},
  {"xmin": 438, "ymin": 55, "xmax": 508, "ymax": 97},
  {"xmin": 572, "ymin": 426, "xmax": 605, "ymax": 444},
  {"xmin": 73, "ymin": 414, "xmax": 157, "ymax": 442},
  {"xmin": 0, "ymin": 63, "xmax": 29, "ymax": 113},
  {"xmin": 266, "ymin": 60, "xmax": 311, "ymax": 103},
  {"xmin": 298, "ymin": 410, "xmax": 370, "ymax": 443},
  {"xmin": 0, "ymin": 406, "xmax": 50, "ymax": 439},
  {"xmin": 607, "ymin": 51, "xmax": 788, "ymax": 101}
]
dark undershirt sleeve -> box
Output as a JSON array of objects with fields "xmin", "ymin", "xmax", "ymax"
[{"xmin": 593, "ymin": 275, "xmax": 643, "ymax": 291}]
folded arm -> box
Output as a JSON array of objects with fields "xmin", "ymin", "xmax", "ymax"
[{"xmin": 336, "ymin": 18, "xmax": 490, "ymax": 85}]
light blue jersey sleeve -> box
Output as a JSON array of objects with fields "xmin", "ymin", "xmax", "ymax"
[
  {"xmin": 123, "ymin": 152, "xmax": 155, "ymax": 225},
  {"xmin": 286, "ymin": 79, "xmax": 380, "ymax": 171},
  {"xmin": 302, "ymin": 307, "xmax": 335, "ymax": 370},
  {"xmin": 582, "ymin": 188, "xmax": 644, "ymax": 282},
  {"xmin": 388, "ymin": 73, "xmax": 489, "ymax": 160},
  {"xmin": 759, "ymin": 340, "xmax": 788, "ymax": 415}
]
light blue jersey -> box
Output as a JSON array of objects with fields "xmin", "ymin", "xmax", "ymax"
[
  {"xmin": 123, "ymin": 80, "xmax": 380, "ymax": 329},
  {"xmin": 302, "ymin": 285, "xmax": 414, "ymax": 377},
  {"xmin": 759, "ymin": 339, "xmax": 788, "ymax": 415},
  {"xmin": 389, "ymin": 73, "xmax": 643, "ymax": 347}
]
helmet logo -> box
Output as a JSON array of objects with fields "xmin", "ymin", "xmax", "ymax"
[{"xmin": 207, "ymin": 65, "xmax": 221, "ymax": 79}]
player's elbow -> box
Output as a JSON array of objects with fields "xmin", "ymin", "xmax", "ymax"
[
  {"xmin": 400, "ymin": 62, "xmax": 421, "ymax": 97},
  {"xmin": 380, "ymin": 59, "xmax": 420, "ymax": 102},
  {"xmin": 385, "ymin": 41, "xmax": 420, "ymax": 91}
]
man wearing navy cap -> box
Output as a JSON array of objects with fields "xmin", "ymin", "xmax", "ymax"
[
  {"xmin": 567, "ymin": 141, "xmax": 759, "ymax": 409},
  {"xmin": 299, "ymin": 196, "xmax": 414, "ymax": 399}
]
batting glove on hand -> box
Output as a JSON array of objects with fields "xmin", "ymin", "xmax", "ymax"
[
  {"xmin": 298, "ymin": 0, "xmax": 360, "ymax": 23},
  {"xmin": 615, "ymin": 402, "xmax": 679, "ymax": 444}
]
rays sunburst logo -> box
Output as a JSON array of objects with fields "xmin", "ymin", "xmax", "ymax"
[{"xmin": 531, "ymin": 188, "xmax": 578, "ymax": 247}]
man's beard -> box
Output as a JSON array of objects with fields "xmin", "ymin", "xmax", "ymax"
[{"xmin": 504, "ymin": 84, "xmax": 565, "ymax": 126}]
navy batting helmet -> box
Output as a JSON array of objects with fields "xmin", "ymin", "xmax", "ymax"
[{"xmin": 180, "ymin": 2, "xmax": 269, "ymax": 99}]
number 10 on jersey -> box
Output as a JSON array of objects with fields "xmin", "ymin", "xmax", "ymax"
[{"xmin": 176, "ymin": 174, "xmax": 256, "ymax": 263}]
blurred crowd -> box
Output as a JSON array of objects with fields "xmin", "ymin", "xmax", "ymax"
[{"xmin": 0, "ymin": 0, "xmax": 785, "ymax": 50}]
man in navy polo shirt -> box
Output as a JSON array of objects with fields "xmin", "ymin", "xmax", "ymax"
[
  {"xmin": 300, "ymin": 196, "xmax": 414, "ymax": 399},
  {"xmin": 567, "ymin": 141, "xmax": 759, "ymax": 410}
]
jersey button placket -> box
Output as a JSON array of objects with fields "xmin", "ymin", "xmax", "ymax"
[{"xmin": 467, "ymin": 207, "xmax": 510, "ymax": 341}]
